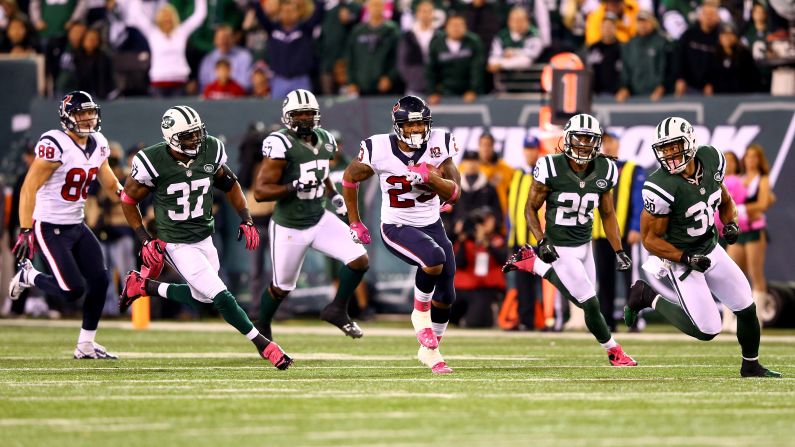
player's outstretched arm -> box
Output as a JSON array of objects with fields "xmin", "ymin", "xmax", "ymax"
[
  {"xmin": 18, "ymin": 158, "xmax": 60, "ymax": 228},
  {"xmin": 640, "ymin": 211, "xmax": 682, "ymax": 262},
  {"xmin": 120, "ymin": 177, "xmax": 152, "ymax": 242},
  {"xmin": 428, "ymin": 158, "xmax": 461, "ymax": 202},
  {"xmin": 342, "ymin": 160, "xmax": 374, "ymax": 224},
  {"xmin": 252, "ymin": 158, "xmax": 291, "ymax": 202},
  {"xmin": 524, "ymin": 179, "xmax": 549, "ymax": 243},
  {"xmin": 97, "ymin": 159, "xmax": 123, "ymax": 198}
]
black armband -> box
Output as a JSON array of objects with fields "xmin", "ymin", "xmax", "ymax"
[
  {"xmin": 214, "ymin": 164, "xmax": 238, "ymax": 192},
  {"xmin": 134, "ymin": 226, "xmax": 151, "ymax": 243}
]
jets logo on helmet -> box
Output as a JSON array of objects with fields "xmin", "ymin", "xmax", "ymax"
[
  {"xmin": 652, "ymin": 117, "xmax": 697, "ymax": 174},
  {"xmin": 562, "ymin": 113, "xmax": 602, "ymax": 165},
  {"xmin": 161, "ymin": 105, "xmax": 206, "ymax": 158},
  {"xmin": 59, "ymin": 90, "xmax": 101, "ymax": 136},
  {"xmin": 282, "ymin": 89, "xmax": 320, "ymax": 138},
  {"xmin": 392, "ymin": 95, "xmax": 432, "ymax": 149}
]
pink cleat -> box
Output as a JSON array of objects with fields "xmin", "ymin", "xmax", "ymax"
[
  {"xmin": 431, "ymin": 362, "xmax": 453, "ymax": 374},
  {"xmin": 502, "ymin": 244, "xmax": 537, "ymax": 273},
  {"xmin": 416, "ymin": 328, "xmax": 439, "ymax": 349},
  {"xmin": 262, "ymin": 342, "xmax": 293, "ymax": 370},
  {"xmin": 119, "ymin": 270, "xmax": 146, "ymax": 313},
  {"xmin": 607, "ymin": 344, "xmax": 638, "ymax": 366}
]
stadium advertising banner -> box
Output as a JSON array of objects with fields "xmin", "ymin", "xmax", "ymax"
[{"xmin": 22, "ymin": 95, "xmax": 795, "ymax": 302}]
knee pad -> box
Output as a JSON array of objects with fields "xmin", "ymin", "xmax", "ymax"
[
  {"xmin": 426, "ymin": 245, "xmax": 446, "ymax": 268},
  {"xmin": 212, "ymin": 290, "xmax": 236, "ymax": 311}
]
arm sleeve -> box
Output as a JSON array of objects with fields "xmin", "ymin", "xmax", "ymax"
[
  {"xmin": 180, "ymin": 0, "xmax": 208, "ymax": 36},
  {"xmin": 262, "ymin": 134, "xmax": 289, "ymax": 160},
  {"xmin": 629, "ymin": 166, "xmax": 646, "ymax": 232},
  {"xmin": 533, "ymin": 156, "xmax": 552, "ymax": 185},
  {"xmin": 641, "ymin": 181, "xmax": 673, "ymax": 216},
  {"xmin": 131, "ymin": 153, "xmax": 157, "ymax": 187}
]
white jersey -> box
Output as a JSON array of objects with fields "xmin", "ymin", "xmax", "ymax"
[
  {"xmin": 359, "ymin": 129, "xmax": 458, "ymax": 227},
  {"xmin": 32, "ymin": 129, "xmax": 110, "ymax": 225}
]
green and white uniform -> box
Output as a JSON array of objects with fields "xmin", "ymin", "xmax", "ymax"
[
  {"xmin": 131, "ymin": 135, "xmax": 229, "ymax": 303},
  {"xmin": 642, "ymin": 145, "xmax": 753, "ymax": 334},
  {"xmin": 532, "ymin": 153, "xmax": 618, "ymax": 302},
  {"xmin": 262, "ymin": 128, "xmax": 366, "ymax": 291}
]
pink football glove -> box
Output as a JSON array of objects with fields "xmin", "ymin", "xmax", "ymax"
[
  {"xmin": 349, "ymin": 222, "xmax": 371, "ymax": 245},
  {"xmin": 12, "ymin": 228, "xmax": 36, "ymax": 262},
  {"xmin": 407, "ymin": 162, "xmax": 432, "ymax": 183},
  {"xmin": 238, "ymin": 222, "xmax": 261, "ymax": 251},
  {"xmin": 141, "ymin": 239, "xmax": 166, "ymax": 274}
]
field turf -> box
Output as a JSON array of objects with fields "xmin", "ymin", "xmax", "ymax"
[{"xmin": 1, "ymin": 320, "xmax": 794, "ymax": 447}]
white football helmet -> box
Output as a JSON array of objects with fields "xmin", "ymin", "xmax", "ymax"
[
  {"xmin": 652, "ymin": 116, "xmax": 696, "ymax": 174},
  {"xmin": 562, "ymin": 113, "xmax": 602, "ymax": 164},
  {"xmin": 282, "ymin": 89, "xmax": 320, "ymax": 137},
  {"xmin": 161, "ymin": 105, "xmax": 206, "ymax": 158}
]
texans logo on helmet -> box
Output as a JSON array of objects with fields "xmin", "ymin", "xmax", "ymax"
[
  {"xmin": 62, "ymin": 94, "xmax": 73, "ymax": 109},
  {"xmin": 392, "ymin": 103, "xmax": 400, "ymax": 113}
]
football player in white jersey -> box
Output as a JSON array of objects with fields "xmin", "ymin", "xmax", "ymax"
[
  {"xmin": 342, "ymin": 96, "xmax": 461, "ymax": 374},
  {"xmin": 9, "ymin": 91, "xmax": 124, "ymax": 359}
]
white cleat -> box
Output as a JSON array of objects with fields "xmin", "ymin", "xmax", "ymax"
[
  {"xmin": 9, "ymin": 259, "xmax": 34, "ymax": 300},
  {"xmin": 74, "ymin": 342, "xmax": 118, "ymax": 359},
  {"xmin": 418, "ymin": 346, "xmax": 453, "ymax": 374}
]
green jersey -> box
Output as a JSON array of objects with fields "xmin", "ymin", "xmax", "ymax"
[
  {"xmin": 642, "ymin": 145, "xmax": 727, "ymax": 254},
  {"xmin": 263, "ymin": 127, "xmax": 337, "ymax": 229},
  {"xmin": 131, "ymin": 136, "xmax": 228, "ymax": 244},
  {"xmin": 533, "ymin": 154, "xmax": 619, "ymax": 246}
]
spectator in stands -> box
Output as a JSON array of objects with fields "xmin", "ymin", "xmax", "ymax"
[
  {"xmin": 427, "ymin": 13, "xmax": 484, "ymax": 104},
  {"xmin": 729, "ymin": 144, "xmax": 776, "ymax": 324},
  {"xmin": 475, "ymin": 132, "xmax": 513, "ymax": 218},
  {"xmin": 458, "ymin": 0, "xmax": 501, "ymax": 57},
  {"xmin": 507, "ymin": 135, "xmax": 541, "ymax": 330},
  {"xmin": 559, "ymin": 0, "xmax": 590, "ymax": 50},
  {"xmin": 345, "ymin": 0, "xmax": 400, "ymax": 96},
  {"xmin": 203, "ymin": 58, "xmax": 246, "ymax": 99},
  {"xmin": 674, "ymin": 1, "xmax": 719, "ymax": 96},
  {"xmin": 586, "ymin": 13, "xmax": 622, "ymax": 95},
  {"xmin": 591, "ymin": 131, "xmax": 645, "ymax": 331},
  {"xmin": 125, "ymin": 0, "xmax": 207, "ymax": 97},
  {"xmin": 75, "ymin": 27, "xmax": 114, "ymax": 99},
  {"xmin": 397, "ymin": 0, "xmax": 438, "ymax": 95},
  {"xmin": 742, "ymin": 2, "xmax": 772, "ymax": 92},
  {"xmin": 30, "ymin": 0, "xmax": 88, "ymax": 80},
  {"xmin": 704, "ymin": 22, "xmax": 758, "ymax": 94},
  {"xmin": 658, "ymin": 0, "xmax": 699, "ymax": 39},
  {"xmin": 615, "ymin": 10, "xmax": 668, "ymax": 102},
  {"xmin": 585, "ymin": 0, "xmax": 639, "ymax": 46},
  {"xmin": 487, "ymin": 7, "xmax": 544, "ymax": 74},
  {"xmin": 454, "ymin": 150, "xmax": 503, "ymax": 235},
  {"xmin": 319, "ymin": 0, "xmax": 361, "ymax": 95},
  {"xmin": 451, "ymin": 206, "xmax": 507, "ymax": 328},
  {"xmin": 198, "ymin": 24, "xmax": 252, "ymax": 92},
  {"xmin": 249, "ymin": 62, "xmax": 271, "ymax": 97},
  {"xmin": 54, "ymin": 21, "xmax": 86, "ymax": 96},
  {"xmin": 254, "ymin": 0, "xmax": 323, "ymax": 99},
  {"xmin": 0, "ymin": 17, "xmax": 37, "ymax": 55}
]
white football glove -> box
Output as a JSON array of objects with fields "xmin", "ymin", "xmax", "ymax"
[
  {"xmin": 405, "ymin": 171, "xmax": 424, "ymax": 186},
  {"xmin": 331, "ymin": 194, "xmax": 347, "ymax": 216}
]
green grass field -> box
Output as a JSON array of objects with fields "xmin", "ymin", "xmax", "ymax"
[{"xmin": 1, "ymin": 319, "xmax": 794, "ymax": 447}]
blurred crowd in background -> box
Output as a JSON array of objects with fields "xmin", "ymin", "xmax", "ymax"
[{"xmin": 0, "ymin": 0, "xmax": 793, "ymax": 101}]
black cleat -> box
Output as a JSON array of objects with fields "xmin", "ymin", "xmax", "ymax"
[
  {"xmin": 320, "ymin": 304, "xmax": 363, "ymax": 339},
  {"xmin": 624, "ymin": 280, "xmax": 658, "ymax": 327},
  {"xmin": 741, "ymin": 359, "xmax": 782, "ymax": 378}
]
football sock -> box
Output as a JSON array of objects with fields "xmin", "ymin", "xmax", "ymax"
[
  {"xmin": 331, "ymin": 265, "xmax": 365, "ymax": 309},
  {"xmin": 579, "ymin": 297, "xmax": 612, "ymax": 344},
  {"xmin": 415, "ymin": 269, "xmax": 438, "ymax": 294},
  {"xmin": 259, "ymin": 286, "xmax": 284, "ymax": 335},
  {"xmin": 654, "ymin": 298, "xmax": 716, "ymax": 341},
  {"xmin": 158, "ymin": 283, "xmax": 200, "ymax": 310},
  {"xmin": 431, "ymin": 303, "xmax": 451, "ymax": 341},
  {"xmin": 213, "ymin": 290, "xmax": 255, "ymax": 335},
  {"xmin": 144, "ymin": 280, "xmax": 162, "ymax": 297},
  {"xmin": 245, "ymin": 327, "xmax": 271, "ymax": 352},
  {"xmin": 78, "ymin": 328, "xmax": 96, "ymax": 345},
  {"xmin": 735, "ymin": 303, "xmax": 761, "ymax": 359},
  {"xmin": 412, "ymin": 285, "xmax": 434, "ymax": 332}
]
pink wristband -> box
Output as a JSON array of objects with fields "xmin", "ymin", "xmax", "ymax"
[
  {"xmin": 449, "ymin": 183, "xmax": 460, "ymax": 202},
  {"xmin": 342, "ymin": 179, "xmax": 359, "ymax": 189},
  {"xmin": 120, "ymin": 190, "xmax": 138, "ymax": 205}
]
